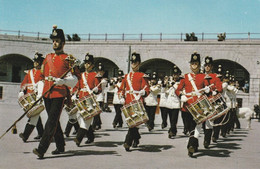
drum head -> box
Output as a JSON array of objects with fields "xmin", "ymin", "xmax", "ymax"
[{"xmin": 27, "ymin": 104, "xmax": 44, "ymax": 118}]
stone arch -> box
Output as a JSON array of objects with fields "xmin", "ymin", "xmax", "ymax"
[
  {"xmin": 0, "ymin": 54, "xmax": 33, "ymax": 82},
  {"xmin": 140, "ymin": 58, "xmax": 179, "ymax": 80},
  {"xmin": 213, "ymin": 59, "xmax": 250, "ymax": 92}
]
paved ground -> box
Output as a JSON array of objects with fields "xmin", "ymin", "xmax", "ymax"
[{"xmin": 0, "ymin": 103, "xmax": 260, "ymax": 169}]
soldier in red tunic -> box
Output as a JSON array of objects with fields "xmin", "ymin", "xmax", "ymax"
[
  {"xmin": 18, "ymin": 52, "xmax": 44, "ymax": 142},
  {"xmin": 73, "ymin": 53, "xmax": 101, "ymax": 146},
  {"xmin": 33, "ymin": 25, "xmax": 79, "ymax": 159},
  {"xmin": 118, "ymin": 52, "xmax": 150, "ymax": 151},
  {"xmin": 175, "ymin": 52, "xmax": 209, "ymax": 157},
  {"xmin": 202, "ymin": 56, "xmax": 223, "ymax": 148}
]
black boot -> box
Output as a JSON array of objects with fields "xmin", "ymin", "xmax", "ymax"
[
  {"xmin": 187, "ymin": 137, "xmax": 199, "ymax": 157},
  {"xmin": 132, "ymin": 139, "xmax": 139, "ymax": 148},
  {"xmin": 74, "ymin": 128, "xmax": 87, "ymax": 147},
  {"xmin": 85, "ymin": 126, "xmax": 95, "ymax": 144},
  {"xmin": 204, "ymin": 129, "xmax": 213, "ymax": 149},
  {"xmin": 19, "ymin": 123, "xmax": 35, "ymax": 142},
  {"xmin": 64, "ymin": 121, "xmax": 73, "ymax": 137},
  {"xmin": 34, "ymin": 117, "xmax": 44, "ymax": 139}
]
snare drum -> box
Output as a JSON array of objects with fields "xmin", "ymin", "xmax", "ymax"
[
  {"xmin": 121, "ymin": 100, "xmax": 149, "ymax": 128},
  {"xmin": 187, "ymin": 95, "xmax": 216, "ymax": 124},
  {"xmin": 18, "ymin": 92, "xmax": 45, "ymax": 118},
  {"xmin": 65, "ymin": 100, "xmax": 77, "ymax": 116},
  {"xmin": 208, "ymin": 93, "xmax": 229, "ymax": 121},
  {"xmin": 73, "ymin": 94, "xmax": 102, "ymax": 121}
]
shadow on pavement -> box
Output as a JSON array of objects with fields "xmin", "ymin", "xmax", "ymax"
[
  {"xmin": 42, "ymin": 150, "xmax": 118, "ymax": 159},
  {"xmin": 133, "ymin": 144, "xmax": 174, "ymax": 152},
  {"xmin": 193, "ymin": 149, "xmax": 231, "ymax": 158}
]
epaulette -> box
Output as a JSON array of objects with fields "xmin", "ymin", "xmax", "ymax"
[{"xmin": 65, "ymin": 54, "xmax": 76, "ymax": 61}]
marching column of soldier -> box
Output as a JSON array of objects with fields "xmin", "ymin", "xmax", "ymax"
[{"xmin": 12, "ymin": 25, "xmax": 247, "ymax": 159}]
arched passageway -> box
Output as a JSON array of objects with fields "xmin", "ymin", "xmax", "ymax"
[
  {"xmin": 213, "ymin": 59, "xmax": 250, "ymax": 92},
  {"xmin": 78, "ymin": 57, "xmax": 119, "ymax": 78},
  {"xmin": 0, "ymin": 54, "xmax": 33, "ymax": 82},
  {"xmin": 140, "ymin": 58, "xmax": 180, "ymax": 80}
]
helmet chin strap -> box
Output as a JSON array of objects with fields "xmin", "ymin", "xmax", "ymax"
[
  {"xmin": 132, "ymin": 63, "xmax": 140, "ymax": 72},
  {"xmin": 191, "ymin": 66, "xmax": 200, "ymax": 74}
]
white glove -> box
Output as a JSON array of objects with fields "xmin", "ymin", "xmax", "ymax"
[
  {"xmin": 227, "ymin": 85, "xmax": 235, "ymax": 91},
  {"xmin": 101, "ymin": 78, "xmax": 107, "ymax": 84},
  {"xmin": 139, "ymin": 89, "xmax": 146, "ymax": 96},
  {"xmin": 222, "ymin": 82, "xmax": 228, "ymax": 89},
  {"xmin": 234, "ymin": 88, "xmax": 239, "ymax": 93},
  {"xmin": 158, "ymin": 80, "xmax": 162, "ymax": 85},
  {"xmin": 71, "ymin": 94, "xmax": 77, "ymax": 101},
  {"xmin": 204, "ymin": 86, "xmax": 210, "ymax": 94},
  {"xmin": 212, "ymin": 91, "xmax": 217, "ymax": 96},
  {"xmin": 54, "ymin": 78, "xmax": 66, "ymax": 86},
  {"xmin": 63, "ymin": 73, "xmax": 78, "ymax": 88},
  {"xmin": 18, "ymin": 92, "xmax": 24, "ymax": 98},
  {"xmin": 181, "ymin": 95, "xmax": 188, "ymax": 102},
  {"xmin": 119, "ymin": 97, "xmax": 125, "ymax": 104},
  {"xmin": 93, "ymin": 87, "xmax": 98, "ymax": 93}
]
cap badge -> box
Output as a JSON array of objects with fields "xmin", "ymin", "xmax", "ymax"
[
  {"xmin": 52, "ymin": 30, "xmax": 57, "ymax": 36},
  {"xmin": 193, "ymin": 55, "xmax": 197, "ymax": 60},
  {"xmin": 206, "ymin": 58, "xmax": 210, "ymax": 63}
]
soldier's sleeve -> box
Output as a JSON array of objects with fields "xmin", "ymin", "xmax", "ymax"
[
  {"xmin": 142, "ymin": 76, "xmax": 150, "ymax": 97},
  {"xmin": 93, "ymin": 74, "xmax": 102, "ymax": 94},
  {"xmin": 175, "ymin": 78, "xmax": 185, "ymax": 97},
  {"xmin": 215, "ymin": 76, "xmax": 223, "ymax": 93},
  {"xmin": 118, "ymin": 78, "xmax": 126, "ymax": 98},
  {"xmin": 72, "ymin": 78, "xmax": 80, "ymax": 96},
  {"xmin": 20, "ymin": 73, "xmax": 29, "ymax": 91}
]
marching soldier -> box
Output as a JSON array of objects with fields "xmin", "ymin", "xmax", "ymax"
[
  {"xmin": 112, "ymin": 70, "xmax": 124, "ymax": 128},
  {"xmin": 73, "ymin": 53, "xmax": 101, "ymax": 146},
  {"xmin": 33, "ymin": 25, "xmax": 80, "ymax": 159},
  {"xmin": 227, "ymin": 76, "xmax": 239, "ymax": 133},
  {"xmin": 165, "ymin": 66, "xmax": 182, "ymax": 138},
  {"xmin": 93, "ymin": 62, "xmax": 106, "ymax": 130},
  {"xmin": 159, "ymin": 76, "xmax": 169, "ymax": 129},
  {"xmin": 211, "ymin": 65, "xmax": 225, "ymax": 143},
  {"xmin": 175, "ymin": 51, "xmax": 210, "ymax": 157},
  {"xmin": 144, "ymin": 72, "xmax": 160, "ymax": 131},
  {"xmin": 202, "ymin": 56, "xmax": 223, "ymax": 148},
  {"xmin": 221, "ymin": 72, "xmax": 239, "ymax": 137},
  {"xmin": 118, "ymin": 52, "xmax": 150, "ymax": 151},
  {"xmin": 219, "ymin": 71, "xmax": 232, "ymax": 138},
  {"xmin": 63, "ymin": 88, "xmax": 80, "ymax": 137},
  {"xmin": 18, "ymin": 52, "xmax": 45, "ymax": 142}
]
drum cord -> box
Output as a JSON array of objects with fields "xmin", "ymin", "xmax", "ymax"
[{"xmin": 210, "ymin": 110, "xmax": 230, "ymax": 127}]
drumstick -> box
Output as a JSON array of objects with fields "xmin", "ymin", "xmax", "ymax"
[
  {"xmin": 0, "ymin": 59, "xmax": 80, "ymax": 140},
  {"xmin": 185, "ymin": 84, "xmax": 214, "ymax": 97}
]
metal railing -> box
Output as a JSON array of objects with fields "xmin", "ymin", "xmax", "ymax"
[{"xmin": 1, "ymin": 29, "xmax": 260, "ymax": 42}]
